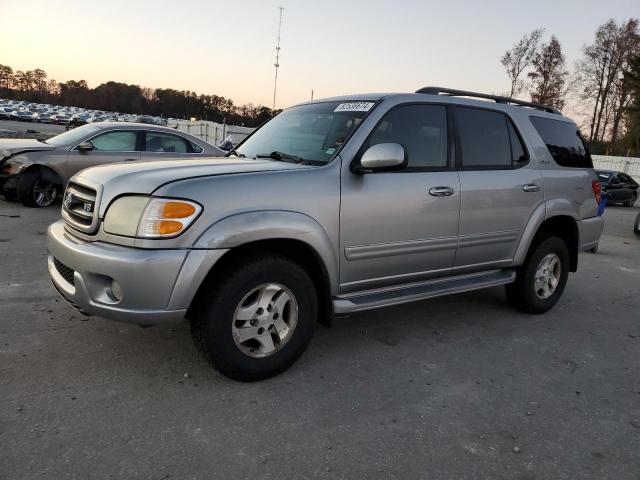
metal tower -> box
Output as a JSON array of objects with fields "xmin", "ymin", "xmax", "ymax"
[{"xmin": 272, "ymin": 7, "xmax": 284, "ymax": 111}]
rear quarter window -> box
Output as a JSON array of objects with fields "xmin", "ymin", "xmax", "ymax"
[{"xmin": 529, "ymin": 116, "xmax": 593, "ymax": 168}]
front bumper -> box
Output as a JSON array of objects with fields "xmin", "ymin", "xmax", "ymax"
[
  {"xmin": 47, "ymin": 220, "xmax": 227, "ymax": 326},
  {"xmin": 578, "ymin": 216, "xmax": 605, "ymax": 251}
]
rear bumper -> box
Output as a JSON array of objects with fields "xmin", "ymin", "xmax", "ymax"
[
  {"xmin": 578, "ymin": 216, "xmax": 605, "ymax": 251},
  {"xmin": 47, "ymin": 220, "xmax": 228, "ymax": 326}
]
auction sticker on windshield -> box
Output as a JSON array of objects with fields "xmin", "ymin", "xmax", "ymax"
[{"xmin": 334, "ymin": 102, "xmax": 375, "ymax": 112}]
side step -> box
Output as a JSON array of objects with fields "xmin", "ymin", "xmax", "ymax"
[{"xmin": 333, "ymin": 269, "xmax": 516, "ymax": 314}]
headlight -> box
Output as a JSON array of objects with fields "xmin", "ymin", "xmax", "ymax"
[
  {"xmin": 3, "ymin": 159, "xmax": 27, "ymax": 175},
  {"xmin": 103, "ymin": 196, "xmax": 202, "ymax": 238}
]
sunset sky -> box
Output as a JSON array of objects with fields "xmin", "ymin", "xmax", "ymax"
[{"xmin": 1, "ymin": 0, "xmax": 638, "ymax": 113}]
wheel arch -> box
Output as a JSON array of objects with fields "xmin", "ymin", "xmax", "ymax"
[
  {"xmin": 187, "ymin": 237, "xmax": 334, "ymax": 326},
  {"xmin": 21, "ymin": 163, "xmax": 64, "ymax": 189},
  {"xmin": 515, "ymin": 210, "xmax": 579, "ymax": 272}
]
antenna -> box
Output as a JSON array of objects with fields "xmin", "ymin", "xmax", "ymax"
[{"xmin": 272, "ymin": 6, "xmax": 284, "ymax": 111}]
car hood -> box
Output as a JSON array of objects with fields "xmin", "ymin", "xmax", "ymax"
[
  {"xmin": 0, "ymin": 139, "xmax": 56, "ymax": 161},
  {"xmin": 72, "ymin": 156, "xmax": 312, "ymax": 216}
]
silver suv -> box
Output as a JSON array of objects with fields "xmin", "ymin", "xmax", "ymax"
[{"xmin": 47, "ymin": 87, "xmax": 605, "ymax": 381}]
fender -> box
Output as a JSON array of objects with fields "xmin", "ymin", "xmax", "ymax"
[
  {"xmin": 513, "ymin": 199, "xmax": 579, "ymax": 266},
  {"xmin": 193, "ymin": 210, "xmax": 339, "ymax": 294}
]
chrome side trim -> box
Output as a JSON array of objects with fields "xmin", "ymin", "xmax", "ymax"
[
  {"xmin": 458, "ymin": 230, "xmax": 520, "ymax": 248},
  {"xmin": 345, "ymin": 236, "xmax": 458, "ymax": 261}
]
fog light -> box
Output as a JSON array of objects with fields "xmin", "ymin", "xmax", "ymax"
[{"xmin": 110, "ymin": 280, "xmax": 123, "ymax": 302}]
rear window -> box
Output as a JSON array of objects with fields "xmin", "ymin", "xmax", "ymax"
[{"xmin": 529, "ymin": 116, "xmax": 593, "ymax": 168}]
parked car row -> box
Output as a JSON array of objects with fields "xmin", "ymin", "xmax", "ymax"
[
  {"xmin": 0, "ymin": 122, "xmax": 224, "ymax": 206},
  {"xmin": 0, "ymin": 98, "xmax": 167, "ymax": 127}
]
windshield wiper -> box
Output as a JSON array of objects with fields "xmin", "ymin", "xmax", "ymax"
[
  {"xmin": 256, "ymin": 151, "xmax": 323, "ymax": 165},
  {"xmin": 37, "ymin": 138, "xmax": 48, "ymax": 144}
]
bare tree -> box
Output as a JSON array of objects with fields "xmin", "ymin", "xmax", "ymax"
[
  {"xmin": 528, "ymin": 35, "xmax": 568, "ymax": 109},
  {"xmin": 501, "ymin": 28, "xmax": 544, "ymax": 98},
  {"xmin": 576, "ymin": 19, "xmax": 640, "ymax": 142}
]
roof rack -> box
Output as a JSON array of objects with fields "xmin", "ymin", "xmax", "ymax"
[{"xmin": 415, "ymin": 86, "xmax": 561, "ymax": 114}]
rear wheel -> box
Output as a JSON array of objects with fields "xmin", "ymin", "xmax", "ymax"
[
  {"xmin": 506, "ymin": 235, "xmax": 569, "ymax": 314},
  {"xmin": 624, "ymin": 194, "xmax": 637, "ymax": 207},
  {"xmin": 190, "ymin": 254, "xmax": 318, "ymax": 381},
  {"xmin": 17, "ymin": 169, "xmax": 58, "ymax": 208}
]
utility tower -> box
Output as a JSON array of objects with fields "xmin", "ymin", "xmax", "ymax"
[{"xmin": 272, "ymin": 6, "xmax": 284, "ymax": 111}]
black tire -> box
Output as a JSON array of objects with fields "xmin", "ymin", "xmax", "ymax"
[
  {"xmin": 1, "ymin": 189, "xmax": 18, "ymax": 201},
  {"xmin": 17, "ymin": 169, "xmax": 58, "ymax": 208},
  {"xmin": 624, "ymin": 194, "xmax": 637, "ymax": 207},
  {"xmin": 505, "ymin": 235, "xmax": 569, "ymax": 314},
  {"xmin": 634, "ymin": 213, "xmax": 640, "ymax": 235},
  {"xmin": 190, "ymin": 254, "xmax": 318, "ymax": 381}
]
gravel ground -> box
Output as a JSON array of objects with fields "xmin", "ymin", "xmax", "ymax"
[
  {"xmin": 0, "ymin": 120, "xmax": 66, "ymax": 137},
  {"xmin": 0, "ymin": 199, "xmax": 639, "ymax": 479}
]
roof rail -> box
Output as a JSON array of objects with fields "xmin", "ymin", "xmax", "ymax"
[{"xmin": 415, "ymin": 86, "xmax": 561, "ymax": 114}]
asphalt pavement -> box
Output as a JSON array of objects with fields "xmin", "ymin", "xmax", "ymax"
[{"xmin": 1, "ymin": 199, "xmax": 639, "ymax": 479}]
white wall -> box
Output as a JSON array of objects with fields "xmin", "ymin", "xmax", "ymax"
[
  {"xmin": 167, "ymin": 120, "xmax": 254, "ymax": 146},
  {"xmin": 592, "ymin": 155, "xmax": 640, "ymax": 183}
]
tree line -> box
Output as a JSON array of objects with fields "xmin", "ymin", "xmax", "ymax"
[
  {"xmin": 0, "ymin": 66, "xmax": 277, "ymax": 127},
  {"xmin": 501, "ymin": 18, "xmax": 640, "ymax": 156}
]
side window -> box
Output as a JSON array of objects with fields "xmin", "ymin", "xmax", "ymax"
[
  {"xmin": 529, "ymin": 116, "xmax": 593, "ymax": 168},
  {"xmin": 363, "ymin": 104, "xmax": 448, "ymax": 168},
  {"xmin": 456, "ymin": 107, "xmax": 511, "ymax": 167},
  {"xmin": 145, "ymin": 132, "xmax": 192, "ymax": 153},
  {"xmin": 89, "ymin": 131, "xmax": 137, "ymax": 151},
  {"xmin": 191, "ymin": 142, "xmax": 203, "ymax": 153}
]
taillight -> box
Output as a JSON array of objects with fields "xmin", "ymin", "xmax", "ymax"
[{"xmin": 592, "ymin": 180, "xmax": 602, "ymax": 204}]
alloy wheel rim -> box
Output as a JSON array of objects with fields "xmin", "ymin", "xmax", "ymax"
[
  {"xmin": 534, "ymin": 253, "xmax": 561, "ymax": 300},
  {"xmin": 232, "ymin": 283, "xmax": 299, "ymax": 358},
  {"xmin": 33, "ymin": 178, "xmax": 57, "ymax": 206}
]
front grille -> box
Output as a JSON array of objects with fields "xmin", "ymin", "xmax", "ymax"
[
  {"xmin": 62, "ymin": 182, "xmax": 98, "ymax": 233},
  {"xmin": 54, "ymin": 258, "xmax": 75, "ymax": 286}
]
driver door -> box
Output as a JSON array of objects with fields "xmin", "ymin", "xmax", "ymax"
[
  {"xmin": 67, "ymin": 129, "xmax": 141, "ymax": 176},
  {"xmin": 339, "ymin": 104, "xmax": 460, "ymax": 293}
]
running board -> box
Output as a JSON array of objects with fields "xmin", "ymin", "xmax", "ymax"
[{"xmin": 333, "ymin": 269, "xmax": 516, "ymax": 314}]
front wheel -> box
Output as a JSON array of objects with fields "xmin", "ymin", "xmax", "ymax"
[
  {"xmin": 17, "ymin": 169, "xmax": 58, "ymax": 207},
  {"xmin": 506, "ymin": 236, "xmax": 569, "ymax": 314},
  {"xmin": 190, "ymin": 254, "xmax": 318, "ymax": 381}
]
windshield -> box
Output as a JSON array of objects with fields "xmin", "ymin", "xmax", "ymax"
[
  {"xmin": 45, "ymin": 124, "xmax": 101, "ymax": 146},
  {"xmin": 235, "ymin": 101, "xmax": 376, "ymax": 163},
  {"xmin": 596, "ymin": 171, "xmax": 612, "ymax": 182}
]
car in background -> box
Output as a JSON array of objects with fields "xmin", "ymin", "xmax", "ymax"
[
  {"xmin": 0, "ymin": 122, "xmax": 225, "ymax": 207},
  {"xmin": 596, "ymin": 169, "xmax": 639, "ymax": 207}
]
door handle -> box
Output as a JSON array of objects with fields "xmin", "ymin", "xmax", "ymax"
[
  {"xmin": 124, "ymin": 158, "xmax": 137, "ymax": 162},
  {"xmin": 429, "ymin": 186, "xmax": 454, "ymax": 197},
  {"xmin": 522, "ymin": 184, "xmax": 541, "ymax": 192}
]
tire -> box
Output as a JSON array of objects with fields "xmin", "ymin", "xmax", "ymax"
[
  {"xmin": 190, "ymin": 254, "xmax": 318, "ymax": 381},
  {"xmin": 624, "ymin": 194, "xmax": 637, "ymax": 207},
  {"xmin": 1, "ymin": 189, "xmax": 18, "ymax": 202},
  {"xmin": 634, "ymin": 213, "xmax": 640, "ymax": 235},
  {"xmin": 505, "ymin": 235, "xmax": 569, "ymax": 314},
  {"xmin": 17, "ymin": 169, "xmax": 58, "ymax": 208}
]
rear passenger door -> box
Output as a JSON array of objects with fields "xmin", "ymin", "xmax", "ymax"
[
  {"xmin": 454, "ymin": 106, "xmax": 543, "ymax": 269},
  {"xmin": 139, "ymin": 131, "xmax": 202, "ymax": 160}
]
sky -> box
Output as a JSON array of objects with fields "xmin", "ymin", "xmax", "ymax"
[{"xmin": 1, "ymin": 0, "xmax": 638, "ymax": 113}]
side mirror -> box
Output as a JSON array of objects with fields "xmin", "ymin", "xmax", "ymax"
[
  {"xmin": 357, "ymin": 143, "xmax": 406, "ymax": 173},
  {"xmin": 76, "ymin": 142, "xmax": 94, "ymax": 152}
]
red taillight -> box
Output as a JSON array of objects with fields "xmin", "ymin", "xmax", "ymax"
[{"xmin": 592, "ymin": 180, "xmax": 602, "ymax": 204}]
